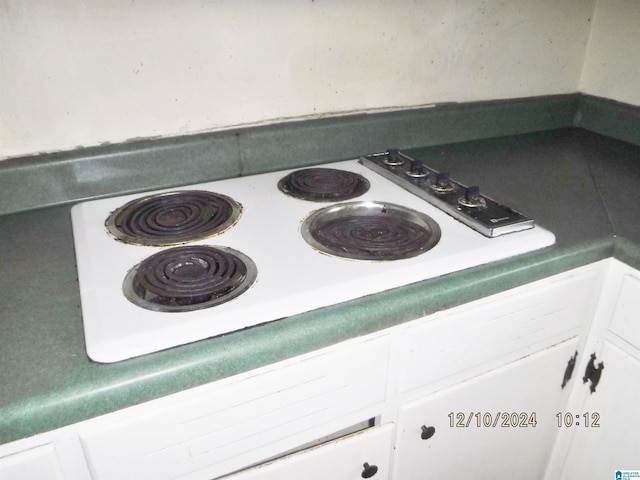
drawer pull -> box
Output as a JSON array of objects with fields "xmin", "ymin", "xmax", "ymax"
[
  {"xmin": 420, "ymin": 425, "xmax": 436, "ymax": 440},
  {"xmin": 361, "ymin": 462, "xmax": 379, "ymax": 478}
]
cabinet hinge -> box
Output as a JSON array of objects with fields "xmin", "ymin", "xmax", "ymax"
[
  {"xmin": 582, "ymin": 352, "xmax": 605, "ymax": 393},
  {"xmin": 561, "ymin": 351, "xmax": 578, "ymax": 389}
]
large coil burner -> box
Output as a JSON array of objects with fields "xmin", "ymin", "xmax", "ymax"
[
  {"xmin": 278, "ymin": 168, "xmax": 370, "ymax": 202},
  {"xmin": 301, "ymin": 201, "xmax": 441, "ymax": 261},
  {"xmin": 123, "ymin": 245, "xmax": 257, "ymax": 312},
  {"xmin": 106, "ymin": 190, "xmax": 241, "ymax": 246}
]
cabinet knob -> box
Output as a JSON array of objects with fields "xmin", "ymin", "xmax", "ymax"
[
  {"xmin": 361, "ymin": 462, "xmax": 379, "ymax": 478},
  {"xmin": 420, "ymin": 425, "xmax": 436, "ymax": 440}
]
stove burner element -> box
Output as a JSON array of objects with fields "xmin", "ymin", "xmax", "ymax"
[
  {"xmin": 106, "ymin": 191, "xmax": 241, "ymax": 246},
  {"xmin": 301, "ymin": 202, "xmax": 441, "ymax": 260},
  {"xmin": 123, "ymin": 245, "xmax": 257, "ymax": 312},
  {"xmin": 278, "ymin": 168, "xmax": 370, "ymax": 202}
]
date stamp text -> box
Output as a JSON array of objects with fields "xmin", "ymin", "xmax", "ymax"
[{"xmin": 448, "ymin": 412, "xmax": 538, "ymax": 428}]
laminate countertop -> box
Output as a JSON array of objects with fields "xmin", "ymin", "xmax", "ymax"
[{"xmin": 1, "ymin": 127, "xmax": 639, "ymax": 444}]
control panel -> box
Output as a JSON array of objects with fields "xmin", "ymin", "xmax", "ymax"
[{"xmin": 359, "ymin": 149, "xmax": 534, "ymax": 237}]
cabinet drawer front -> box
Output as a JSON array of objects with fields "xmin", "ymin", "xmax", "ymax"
[
  {"xmin": 78, "ymin": 337, "xmax": 389, "ymax": 480},
  {"xmin": 398, "ymin": 264, "xmax": 602, "ymax": 394},
  {"xmin": 223, "ymin": 424, "xmax": 394, "ymax": 480}
]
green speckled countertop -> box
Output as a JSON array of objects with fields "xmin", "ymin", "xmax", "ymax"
[{"xmin": 2, "ymin": 124, "xmax": 640, "ymax": 445}]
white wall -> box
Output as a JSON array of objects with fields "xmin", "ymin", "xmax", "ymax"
[
  {"xmin": 579, "ymin": 0, "xmax": 640, "ymax": 107},
  {"xmin": 0, "ymin": 0, "xmax": 596, "ymax": 161}
]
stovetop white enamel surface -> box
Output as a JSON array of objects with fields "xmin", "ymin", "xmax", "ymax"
[{"xmin": 71, "ymin": 159, "xmax": 555, "ymax": 363}]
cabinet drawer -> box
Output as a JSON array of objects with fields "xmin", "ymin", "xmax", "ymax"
[
  {"xmin": 397, "ymin": 264, "xmax": 602, "ymax": 394},
  {"xmin": 223, "ymin": 424, "xmax": 394, "ymax": 480},
  {"xmin": 78, "ymin": 336, "xmax": 389, "ymax": 480}
]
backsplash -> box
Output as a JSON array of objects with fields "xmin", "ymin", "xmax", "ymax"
[{"xmin": 1, "ymin": 0, "xmax": 596, "ymax": 161}]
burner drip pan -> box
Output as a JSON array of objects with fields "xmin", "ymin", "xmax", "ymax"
[
  {"xmin": 278, "ymin": 168, "xmax": 370, "ymax": 202},
  {"xmin": 301, "ymin": 201, "xmax": 441, "ymax": 261},
  {"xmin": 123, "ymin": 245, "xmax": 257, "ymax": 312},
  {"xmin": 106, "ymin": 190, "xmax": 241, "ymax": 246}
]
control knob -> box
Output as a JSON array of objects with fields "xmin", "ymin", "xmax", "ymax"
[
  {"xmin": 429, "ymin": 171, "xmax": 456, "ymax": 193},
  {"xmin": 384, "ymin": 149, "xmax": 405, "ymax": 166},
  {"xmin": 405, "ymin": 159, "xmax": 428, "ymax": 178},
  {"xmin": 458, "ymin": 186, "xmax": 486, "ymax": 208}
]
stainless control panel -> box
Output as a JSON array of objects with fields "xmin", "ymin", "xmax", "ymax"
[{"xmin": 359, "ymin": 150, "xmax": 534, "ymax": 237}]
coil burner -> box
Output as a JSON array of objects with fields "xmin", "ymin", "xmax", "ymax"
[
  {"xmin": 123, "ymin": 245, "xmax": 257, "ymax": 312},
  {"xmin": 301, "ymin": 201, "xmax": 441, "ymax": 261},
  {"xmin": 278, "ymin": 168, "xmax": 370, "ymax": 202},
  {"xmin": 106, "ymin": 190, "xmax": 241, "ymax": 246}
]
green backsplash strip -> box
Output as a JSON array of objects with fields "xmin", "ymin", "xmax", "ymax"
[
  {"xmin": 3, "ymin": 92, "xmax": 634, "ymax": 216},
  {"xmin": 0, "ymin": 131, "xmax": 240, "ymax": 216},
  {"xmin": 575, "ymin": 95, "xmax": 640, "ymax": 147},
  {"xmin": 236, "ymin": 94, "xmax": 578, "ymax": 176}
]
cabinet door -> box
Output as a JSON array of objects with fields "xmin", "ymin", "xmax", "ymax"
[
  {"xmin": 394, "ymin": 338, "xmax": 578, "ymax": 480},
  {"xmin": 222, "ymin": 424, "xmax": 393, "ymax": 480},
  {"xmin": 0, "ymin": 445, "xmax": 66, "ymax": 480},
  {"xmin": 558, "ymin": 341, "xmax": 640, "ymax": 479}
]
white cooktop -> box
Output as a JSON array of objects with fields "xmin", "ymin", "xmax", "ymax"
[{"xmin": 71, "ymin": 159, "xmax": 555, "ymax": 363}]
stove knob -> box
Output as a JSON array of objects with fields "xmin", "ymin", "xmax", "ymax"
[
  {"xmin": 466, "ymin": 186, "xmax": 481, "ymax": 202},
  {"xmin": 405, "ymin": 159, "xmax": 428, "ymax": 178},
  {"xmin": 384, "ymin": 149, "xmax": 404, "ymax": 166},
  {"xmin": 428, "ymin": 171, "xmax": 455, "ymax": 193},
  {"xmin": 436, "ymin": 172, "xmax": 451, "ymax": 188},
  {"xmin": 458, "ymin": 185, "xmax": 486, "ymax": 208}
]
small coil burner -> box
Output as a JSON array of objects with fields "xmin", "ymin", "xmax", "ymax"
[
  {"xmin": 301, "ymin": 201, "xmax": 441, "ymax": 261},
  {"xmin": 278, "ymin": 168, "xmax": 370, "ymax": 202},
  {"xmin": 106, "ymin": 190, "xmax": 241, "ymax": 246},
  {"xmin": 123, "ymin": 245, "xmax": 257, "ymax": 312}
]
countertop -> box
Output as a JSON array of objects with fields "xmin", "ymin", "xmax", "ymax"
[{"xmin": 2, "ymin": 127, "xmax": 639, "ymax": 445}]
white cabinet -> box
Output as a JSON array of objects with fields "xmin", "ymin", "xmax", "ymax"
[
  {"xmin": 222, "ymin": 424, "xmax": 394, "ymax": 480},
  {"xmin": 0, "ymin": 260, "xmax": 619, "ymax": 480},
  {"xmin": 78, "ymin": 335, "xmax": 390, "ymax": 480},
  {"xmin": 393, "ymin": 338, "xmax": 579, "ymax": 480},
  {"xmin": 0, "ymin": 444, "xmax": 67, "ymax": 480},
  {"xmin": 0, "ymin": 433, "xmax": 92, "ymax": 480},
  {"xmin": 547, "ymin": 260, "xmax": 640, "ymax": 479},
  {"xmin": 395, "ymin": 261, "xmax": 602, "ymax": 396},
  {"xmin": 558, "ymin": 342, "xmax": 640, "ymax": 478}
]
